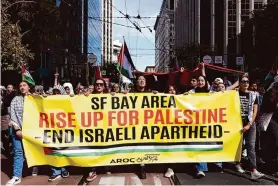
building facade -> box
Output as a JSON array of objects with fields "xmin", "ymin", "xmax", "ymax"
[
  {"xmin": 154, "ymin": 0, "xmax": 176, "ymax": 72},
  {"xmin": 102, "ymin": 0, "xmax": 113, "ymax": 66},
  {"xmin": 174, "ymin": 0, "xmax": 267, "ymax": 68},
  {"xmin": 88, "ymin": 0, "xmax": 102, "ymax": 66}
]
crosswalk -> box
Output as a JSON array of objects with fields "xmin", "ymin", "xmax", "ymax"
[{"xmin": 87, "ymin": 173, "xmax": 171, "ymax": 185}]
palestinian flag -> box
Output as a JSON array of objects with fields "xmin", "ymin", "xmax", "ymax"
[
  {"xmin": 116, "ymin": 41, "xmax": 136, "ymax": 79},
  {"xmin": 21, "ymin": 64, "xmax": 35, "ymax": 86},
  {"xmin": 43, "ymin": 142, "xmax": 223, "ymax": 157}
]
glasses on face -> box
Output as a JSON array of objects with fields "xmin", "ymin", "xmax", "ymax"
[
  {"xmin": 95, "ymin": 83, "xmax": 104, "ymax": 87},
  {"xmin": 241, "ymin": 80, "xmax": 249, "ymax": 84}
]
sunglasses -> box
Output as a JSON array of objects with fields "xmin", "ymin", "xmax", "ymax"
[
  {"xmin": 241, "ymin": 80, "xmax": 249, "ymax": 84},
  {"xmin": 95, "ymin": 83, "xmax": 104, "ymax": 86}
]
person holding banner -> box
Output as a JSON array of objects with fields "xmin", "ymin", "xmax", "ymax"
[
  {"xmin": 85, "ymin": 78, "xmax": 109, "ymax": 182},
  {"xmin": 185, "ymin": 75, "xmax": 223, "ymax": 178},
  {"xmin": 6, "ymin": 81, "xmax": 33, "ymax": 185},
  {"xmin": 236, "ymin": 75, "xmax": 264, "ymax": 180},
  {"xmin": 42, "ymin": 83, "xmax": 71, "ymax": 182},
  {"xmin": 129, "ymin": 75, "xmax": 159, "ymax": 179}
]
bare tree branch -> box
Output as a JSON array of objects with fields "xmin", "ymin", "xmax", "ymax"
[{"xmin": 3, "ymin": 1, "xmax": 36, "ymax": 12}]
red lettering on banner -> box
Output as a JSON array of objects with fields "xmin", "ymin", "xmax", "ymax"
[
  {"xmin": 183, "ymin": 110, "xmax": 193, "ymax": 124},
  {"xmin": 208, "ymin": 109, "xmax": 217, "ymax": 124},
  {"xmin": 174, "ymin": 109, "xmax": 182, "ymax": 124},
  {"xmin": 153, "ymin": 109, "xmax": 164, "ymax": 124},
  {"xmin": 50, "ymin": 113, "xmax": 55, "ymax": 128},
  {"xmin": 108, "ymin": 111, "xmax": 116, "ymax": 126},
  {"xmin": 165, "ymin": 110, "xmax": 174, "ymax": 124},
  {"xmin": 144, "ymin": 110, "xmax": 153, "ymax": 124},
  {"xmin": 68, "ymin": 112, "xmax": 76, "ymax": 127},
  {"xmin": 129, "ymin": 110, "xmax": 139, "ymax": 125},
  {"xmin": 219, "ymin": 108, "xmax": 227, "ymax": 123},
  {"xmin": 39, "ymin": 113, "xmax": 49, "ymax": 128},
  {"xmin": 56, "ymin": 112, "xmax": 67, "ymax": 128},
  {"xmin": 117, "ymin": 111, "xmax": 127, "ymax": 126}
]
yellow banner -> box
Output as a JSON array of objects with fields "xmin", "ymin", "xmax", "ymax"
[{"xmin": 22, "ymin": 91, "xmax": 242, "ymax": 167}]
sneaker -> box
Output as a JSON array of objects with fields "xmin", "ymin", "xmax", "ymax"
[
  {"xmin": 48, "ymin": 175, "xmax": 61, "ymax": 182},
  {"xmin": 196, "ymin": 171, "xmax": 205, "ymax": 178},
  {"xmin": 242, "ymin": 149, "xmax": 247, "ymax": 157},
  {"xmin": 6, "ymin": 177, "xmax": 21, "ymax": 185},
  {"xmin": 164, "ymin": 168, "xmax": 174, "ymax": 178},
  {"xmin": 61, "ymin": 170, "xmax": 69, "ymax": 178},
  {"xmin": 235, "ymin": 164, "xmax": 245, "ymax": 173},
  {"xmin": 32, "ymin": 167, "xmax": 38, "ymax": 176},
  {"xmin": 251, "ymin": 170, "xmax": 264, "ymax": 180},
  {"xmin": 86, "ymin": 172, "xmax": 97, "ymax": 182}
]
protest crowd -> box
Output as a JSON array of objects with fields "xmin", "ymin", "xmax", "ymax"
[{"xmin": 1, "ymin": 62, "xmax": 278, "ymax": 185}]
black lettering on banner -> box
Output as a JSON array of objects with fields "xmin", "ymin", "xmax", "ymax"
[
  {"xmin": 65, "ymin": 129, "xmax": 74, "ymax": 143},
  {"xmin": 91, "ymin": 97, "xmax": 100, "ymax": 110},
  {"xmin": 151, "ymin": 96, "xmax": 159, "ymax": 108},
  {"xmin": 43, "ymin": 130, "xmax": 51, "ymax": 144},
  {"xmin": 53, "ymin": 130, "xmax": 63, "ymax": 143},
  {"xmin": 214, "ymin": 125, "xmax": 223, "ymax": 138},
  {"xmin": 168, "ymin": 96, "xmax": 176, "ymax": 108},
  {"xmin": 200, "ymin": 126, "xmax": 207, "ymax": 138},
  {"xmin": 80, "ymin": 129, "xmax": 83, "ymax": 143},
  {"xmin": 115, "ymin": 128, "xmax": 123, "ymax": 141},
  {"xmin": 141, "ymin": 126, "xmax": 150, "ymax": 139},
  {"xmin": 106, "ymin": 128, "xmax": 115, "ymax": 142},
  {"xmin": 121, "ymin": 97, "xmax": 130, "ymax": 109},
  {"xmin": 180, "ymin": 126, "xmax": 188, "ymax": 138},
  {"xmin": 85, "ymin": 129, "xmax": 94, "ymax": 142},
  {"xmin": 95, "ymin": 129, "xmax": 104, "ymax": 142},
  {"xmin": 92, "ymin": 97, "xmax": 107, "ymax": 110},
  {"xmin": 129, "ymin": 96, "xmax": 138, "ymax": 109},
  {"xmin": 161, "ymin": 126, "xmax": 170, "ymax": 139},
  {"xmin": 189, "ymin": 126, "xmax": 198, "ymax": 138},
  {"xmin": 111, "ymin": 97, "xmax": 120, "ymax": 109},
  {"xmin": 171, "ymin": 126, "xmax": 180, "ymax": 139},
  {"xmin": 151, "ymin": 126, "xmax": 160, "ymax": 139},
  {"xmin": 141, "ymin": 96, "xmax": 150, "ymax": 108},
  {"xmin": 208, "ymin": 125, "xmax": 212, "ymax": 138}
]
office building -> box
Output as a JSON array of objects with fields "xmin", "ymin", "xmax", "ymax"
[
  {"xmin": 174, "ymin": 0, "xmax": 267, "ymax": 67},
  {"xmin": 102, "ymin": 0, "xmax": 113, "ymax": 66},
  {"xmin": 87, "ymin": 0, "xmax": 102, "ymax": 66},
  {"xmin": 154, "ymin": 0, "xmax": 176, "ymax": 72}
]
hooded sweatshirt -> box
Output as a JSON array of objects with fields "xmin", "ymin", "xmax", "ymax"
[{"xmin": 63, "ymin": 82, "xmax": 74, "ymax": 95}]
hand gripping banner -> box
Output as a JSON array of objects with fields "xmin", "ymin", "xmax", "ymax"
[{"xmin": 22, "ymin": 91, "xmax": 243, "ymax": 167}]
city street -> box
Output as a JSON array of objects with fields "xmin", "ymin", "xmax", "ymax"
[{"xmin": 2, "ymin": 154, "xmax": 277, "ymax": 185}]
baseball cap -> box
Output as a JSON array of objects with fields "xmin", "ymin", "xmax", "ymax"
[{"xmin": 214, "ymin": 78, "xmax": 224, "ymax": 83}]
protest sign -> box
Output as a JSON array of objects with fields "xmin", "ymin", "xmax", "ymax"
[{"xmin": 22, "ymin": 91, "xmax": 242, "ymax": 167}]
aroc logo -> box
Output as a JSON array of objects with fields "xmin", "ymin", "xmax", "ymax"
[{"xmin": 110, "ymin": 158, "xmax": 135, "ymax": 164}]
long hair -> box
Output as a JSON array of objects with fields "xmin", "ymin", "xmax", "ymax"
[
  {"xmin": 93, "ymin": 78, "xmax": 108, "ymax": 93},
  {"xmin": 195, "ymin": 75, "xmax": 209, "ymax": 93}
]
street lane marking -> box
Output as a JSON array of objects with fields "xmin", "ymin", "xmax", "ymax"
[
  {"xmin": 153, "ymin": 175, "xmax": 162, "ymax": 186},
  {"xmin": 99, "ymin": 176, "xmax": 125, "ymax": 185},
  {"xmin": 130, "ymin": 176, "xmax": 143, "ymax": 185}
]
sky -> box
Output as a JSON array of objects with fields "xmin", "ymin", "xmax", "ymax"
[{"xmin": 113, "ymin": 0, "xmax": 163, "ymax": 71}]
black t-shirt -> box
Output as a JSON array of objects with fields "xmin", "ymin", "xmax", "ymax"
[{"xmin": 239, "ymin": 91, "xmax": 258, "ymax": 118}]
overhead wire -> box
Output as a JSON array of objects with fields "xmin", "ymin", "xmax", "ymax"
[{"xmin": 124, "ymin": 0, "xmax": 131, "ymax": 47}]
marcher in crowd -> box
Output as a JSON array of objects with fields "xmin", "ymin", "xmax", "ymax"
[
  {"xmin": 235, "ymin": 75, "xmax": 264, "ymax": 180},
  {"xmin": 6, "ymin": 81, "xmax": 33, "ymax": 185}
]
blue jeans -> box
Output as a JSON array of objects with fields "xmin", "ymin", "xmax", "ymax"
[
  {"xmin": 11, "ymin": 131, "xmax": 24, "ymax": 178},
  {"xmin": 196, "ymin": 162, "xmax": 222, "ymax": 172},
  {"xmin": 51, "ymin": 167, "xmax": 66, "ymax": 176}
]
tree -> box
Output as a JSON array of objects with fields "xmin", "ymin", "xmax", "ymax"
[
  {"xmin": 1, "ymin": 0, "xmax": 34, "ymax": 70},
  {"xmin": 1, "ymin": 0, "xmax": 62, "ymax": 71},
  {"xmin": 175, "ymin": 43, "xmax": 216, "ymax": 70}
]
